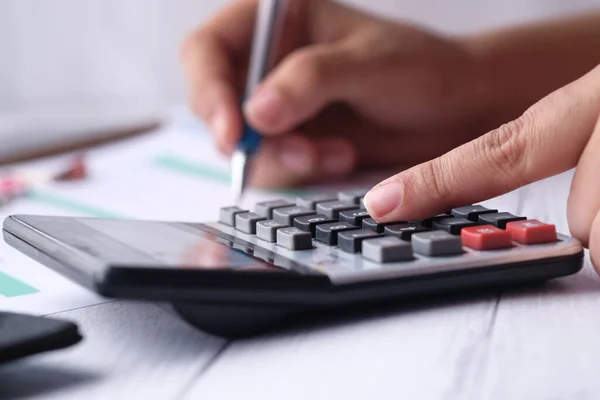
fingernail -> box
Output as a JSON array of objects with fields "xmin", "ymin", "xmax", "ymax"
[
  {"xmin": 280, "ymin": 141, "xmax": 313, "ymax": 174},
  {"xmin": 363, "ymin": 181, "xmax": 403, "ymax": 219},
  {"xmin": 246, "ymin": 87, "xmax": 286, "ymax": 127}
]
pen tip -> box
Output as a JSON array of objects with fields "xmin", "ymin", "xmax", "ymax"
[{"xmin": 231, "ymin": 149, "xmax": 248, "ymax": 206}]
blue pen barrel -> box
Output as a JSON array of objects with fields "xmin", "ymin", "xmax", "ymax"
[{"xmin": 239, "ymin": 124, "xmax": 262, "ymax": 155}]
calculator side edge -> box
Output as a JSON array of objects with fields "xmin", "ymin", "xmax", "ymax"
[
  {"xmin": 83, "ymin": 250, "xmax": 587, "ymax": 308},
  {"xmin": 2, "ymin": 216, "xmax": 108, "ymax": 294}
]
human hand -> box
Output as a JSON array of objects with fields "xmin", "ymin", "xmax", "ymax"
[
  {"xmin": 363, "ymin": 64, "xmax": 600, "ymax": 273},
  {"xmin": 181, "ymin": 0, "xmax": 495, "ymax": 188}
]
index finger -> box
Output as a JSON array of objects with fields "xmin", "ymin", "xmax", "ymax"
[
  {"xmin": 180, "ymin": 0, "xmax": 258, "ymax": 154},
  {"xmin": 364, "ymin": 68, "xmax": 600, "ymax": 222}
]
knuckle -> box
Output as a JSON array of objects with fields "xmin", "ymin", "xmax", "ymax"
[
  {"xmin": 179, "ymin": 27, "xmax": 211, "ymax": 62},
  {"xmin": 479, "ymin": 111, "xmax": 532, "ymax": 185},
  {"xmin": 291, "ymin": 50, "xmax": 330, "ymax": 88},
  {"xmin": 190, "ymin": 95, "xmax": 208, "ymax": 119},
  {"xmin": 412, "ymin": 158, "xmax": 452, "ymax": 202}
]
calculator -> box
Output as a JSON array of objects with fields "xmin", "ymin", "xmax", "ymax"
[{"xmin": 2, "ymin": 190, "xmax": 584, "ymax": 338}]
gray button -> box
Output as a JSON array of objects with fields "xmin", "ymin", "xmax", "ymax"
[
  {"xmin": 235, "ymin": 212, "xmax": 267, "ymax": 234},
  {"xmin": 412, "ymin": 231, "xmax": 463, "ymax": 257},
  {"xmin": 255, "ymin": 199, "xmax": 295, "ymax": 218},
  {"xmin": 273, "ymin": 206, "xmax": 316, "ymax": 226},
  {"xmin": 277, "ymin": 227, "xmax": 313, "ymax": 250},
  {"xmin": 219, "ymin": 206, "xmax": 248, "ymax": 227},
  {"xmin": 256, "ymin": 220, "xmax": 289, "ymax": 242},
  {"xmin": 316, "ymin": 201, "xmax": 357, "ymax": 218},
  {"xmin": 338, "ymin": 190, "xmax": 368, "ymax": 205},
  {"xmin": 296, "ymin": 194, "xmax": 338, "ymax": 210},
  {"xmin": 362, "ymin": 237, "xmax": 413, "ymax": 263}
]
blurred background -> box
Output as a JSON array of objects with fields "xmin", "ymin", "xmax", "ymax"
[{"xmin": 1, "ymin": 0, "xmax": 599, "ymax": 160}]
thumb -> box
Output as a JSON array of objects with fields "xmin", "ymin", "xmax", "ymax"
[
  {"xmin": 243, "ymin": 41, "xmax": 362, "ymax": 135},
  {"xmin": 363, "ymin": 70, "xmax": 600, "ymax": 222}
]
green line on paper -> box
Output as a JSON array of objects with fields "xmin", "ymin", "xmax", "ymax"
[
  {"xmin": 153, "ymin": 155, "xmax": 230, "ymax": 184},
  {"xmin": 28, "ymin": 190, "xmax": 127, "ymax": 219},
  {"xmin": 0, "ymin": 271, "xmax": 39, "ymax": 297},
  {"xmin": 152, "ymin": 154, "xmax": 306, "ymax": 196}
]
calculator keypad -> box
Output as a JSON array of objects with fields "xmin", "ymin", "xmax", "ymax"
[{"xmin": 218, "ymin": 195, "xmax": 566, "ymax": 278}]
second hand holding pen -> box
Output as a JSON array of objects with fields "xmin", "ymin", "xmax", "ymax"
[{"xmin": 231, "ymin": 0, "xmax": 289, "ymax": 205}]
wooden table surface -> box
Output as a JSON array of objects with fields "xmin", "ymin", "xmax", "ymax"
[{"xmin": 2, "ymin": 168, "xmax": 599, "ymax": 400}]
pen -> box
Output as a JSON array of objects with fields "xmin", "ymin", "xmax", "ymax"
[{"xmin": 231, "ymin": 0, "xmax": 288, "ymax": 204}]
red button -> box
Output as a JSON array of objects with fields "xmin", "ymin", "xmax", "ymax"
[
  {"xmin": 506, "ymin": 219, "xmax": 557, "ymax": 244},
  {"xmin": 461, "ymin": 225, "xmax": 513, "ymax": 250}
]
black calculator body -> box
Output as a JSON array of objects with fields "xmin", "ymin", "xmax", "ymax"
[{"xmin": 2, "ymin": 191, "xmax": 584, "ymax": 337}]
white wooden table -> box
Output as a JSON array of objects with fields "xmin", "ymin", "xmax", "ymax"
[{"xmin": 2, "ymin": 168, "xmax": 600, "ymax": 400}]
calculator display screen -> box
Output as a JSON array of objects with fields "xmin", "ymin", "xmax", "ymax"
[{"xmin": 72, "ymin": 219, "xmax": 282, "ymax": 272}]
